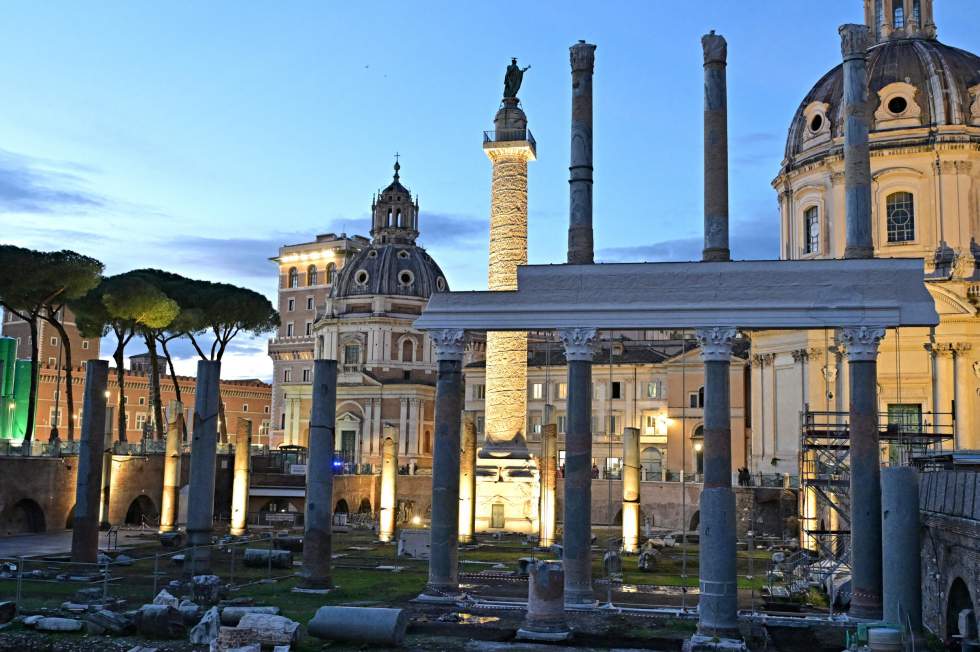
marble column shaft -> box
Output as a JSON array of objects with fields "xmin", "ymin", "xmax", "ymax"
[
  {"xmin": 840, "ymin": 25, "xmax": 874, "ymax": 259},
  {"xmin": 186, "ymin": 360, "xmax": 221, "ymax": 568},
  {"xmin": 539, "ymin": 423, "xmax": 558, "ymax": 549},
  {"xmin": 567, "ymin": 41, "xmax": 597, "ymax": 265},
  {"xmin": 881, "ymin": 466, "xmax": 922, "ymax": 633},
  {"xmin": 378, "ymin": 429, "xmax": 398, "ymax": 543},
  {"xmin": 159, "ymin": 400, "xmax": 183, "ymax": 533},
  {"xmin": 842, "ymin": 326, "xmax": 885, "ymax": 620},
  {"xmin": 622, "ymin": 426, "xmax": 641, "ymax": 554},
  {"xmin": 99, "ymin": 449, "xmax": 113, "ymax": 529},
  {"xmin": 695, "ymin": 327, "xmax": 738, "ymax": 636},
  {"xmin": 559, "ymin": 327, "xmax": 597, "ymax": 605},
  {"xmin": 458, "ymin": 412, "xmax": 477, "ymax": 544},
  {"xmin": 424, "ymin": 329, "xmax": 465, "ymax": 597},
  {"xmin": 702, "ymin": 32, "xmax": 730, "ymax": 262},
  {"xmin": 302, "ymin": 359, "xmax": 337, "ymax": 588},
  {"xmin": 71, "ymin": 361, "xmax": 108, "ymax": 564},
  {"xmin": 230, "ymin": 417, "xmax": 252, "ymax": 536}
]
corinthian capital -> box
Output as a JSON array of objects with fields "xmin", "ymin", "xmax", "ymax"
[
  {"xmin": 558, "ymin": 327, "xmax": 597, "ymax": 361},
  {"xmin": 701, "ymin": 31, "xmax": 727, "ymax": 66},
  {"xmin": 696, "ymin": 327, "xmax": 737, "ymax": 362},
  {"xmin": 429, "ymin": 329, "xmax": 465, "ymax": 361},
  {"xmin": 569, "ymin": 41, "xmax": 596, "ymax": 72},
  {"xmin": 839, "ymin": 24, "xmax": 871, "ymax": 60},
  {"xmin": 840, "ymin": 326, "xmax": 885, "ymax": 361}
]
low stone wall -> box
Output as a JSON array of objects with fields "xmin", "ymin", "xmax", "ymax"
[{"xmin": 920, "ymin": 470, "xmax": 980, "ymax": 640}]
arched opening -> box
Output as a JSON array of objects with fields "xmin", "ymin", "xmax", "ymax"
[
  {"xmin": 287, "ymin": 267, "xmax": 299, "ymax": 288},
  {"xmin": 358, "ymin": 498, "xmax": 372, "ymax": 514},
  {"xmin": 641, "ymin": 446, "xmax": 663, "ymax": 477},
  {"xmin": 947, "ymin": 577, "xmax": 975, "ymax": 640},
  {"xmin": 386, "ymin": 209, "xmax": 392, "ymax": 227},
  {"xmin": 803, "ymin": 206, "xmax": 819, "ymax": 254},
  {"xmin": 125, "ymin": 495, "xmax": 158, "ymax": 526},
  {"xmin": 334, "ymin": 499, "xmax": 350, "ymax": 515},
  {"xmin": 689, "ymin": 510, "xmax": 700, "ymax": 532},
  {"xmin": 306, "ymin": 264, "xmax": 318, "ymax": 286},
  {"xmin": 401, "ymin": 338, "xmax": 414, "ymax": 362},
  {"xmin": 326, "ymin": 262, "xmax": 337, "ymax": 285},
  {"xmin": 893, "ymin": 1, "xmax": 905, "ymax": 29},
  {"xmin": 0, "ymin": 499, "xmax": 46, "ymax": 534}
]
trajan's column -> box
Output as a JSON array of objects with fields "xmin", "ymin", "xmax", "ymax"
[{"xmin": 478, "ymin": 58, "xmax": 539, "ymax": 534}]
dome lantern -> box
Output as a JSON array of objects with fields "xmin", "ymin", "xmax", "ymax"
[
  {"xmin": 864, "ymin": 0, "xmax": 936, "ymax": 42},
  {"xmin": 370, "ymin": 156, "xmax": 420, "ymax": 246}
]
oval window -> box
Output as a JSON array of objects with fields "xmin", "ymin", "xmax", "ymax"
[
  {"xmin": 436, "ymin": 277, "xmax": 447, "ymax": 292},
  {"xmin": 354, "ymin": 270, "xmax": 369, "ymax": 285},
  {"xmin": 367, "ymin": 249, "xmax": 378, "ymax": 258},
  {"xmin": 809, "ymin": 114, "xmax": 823, "ymax": 132},
  {"xmin": 398, "ymin": 271, "xmax": 414, "ymax": 286},
  {"xmin": 888, "ymin": 96, "xmax": 908, "ymax": 115}
]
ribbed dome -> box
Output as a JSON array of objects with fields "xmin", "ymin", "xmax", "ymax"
[
  {"xmin": 784, "ymin": 38, "xmax": 980, "ymax": 162},
  {"xmin": 330, "ymin": 243, "xmax": 449, "ymax": 300}
]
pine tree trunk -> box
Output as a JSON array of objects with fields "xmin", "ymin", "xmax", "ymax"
[
  {"xmin": 114, "ymin": 346, "xmax": 127, "ymax": 443},
  {"xmin": 144, "ymin": 334, "xmax": 166, "ymax": 440},
  {"xmin": 47, "ymin": 318, "xmax": 76, "ymax": 441},
  {"xmin": 22, "ymin": 318, "xmax": 39, "ymax": 451}
]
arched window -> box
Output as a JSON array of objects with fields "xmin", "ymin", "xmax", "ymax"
[
  {"xmin": 893, "ymin": 1, "xmax": 905, "ymax": 29},
  {"xmin": 886, "ymin": 191, "xmax": 915, "ymax": 243},
  {"xmin": 804, "ymin": 206, "xmax": 819, "ymax": 254},
  {"xmin": 386, "ymin": 209, "xmax": 392, "ymax": 226},
  {"xmin": 874, "ymin": 0, "xmax": 885, "ymax": 39},
  {"xmin": 307, "ymin": 265, "xmax": 318, "ymax": 286},
  {"xmin": 912, "ymin": 0, "xmax": 921, "ymax": 26},
  {"xmin": 287, "ymin": 267, "xmax": 299, "ymax": 288},
  {"xmin": 326, "ymin": 262, "xmax": 336, "ymax": 285},
  {"xmin": 343, "ymin": 343, "xmax": 360, "ymax": 370},
  {"xmin": 401, "ymin": 338, "xmax": 414, "ymax": 363},
  {"xmin": 396, "ymin": 209, "xmax": 403, "ymax": 227}
]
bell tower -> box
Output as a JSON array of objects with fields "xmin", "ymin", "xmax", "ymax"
[{"xmin": 370, "ymin": 158, "xmax": 420, "ymax": 245}]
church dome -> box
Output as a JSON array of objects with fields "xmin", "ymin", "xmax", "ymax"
[
  {"xmin": 784, "ymin": 37, "xmax": 980, "ymax": 165},
  {"xmin": 331, "ymin": 242, "xmax": 449, "ymax": 300}
]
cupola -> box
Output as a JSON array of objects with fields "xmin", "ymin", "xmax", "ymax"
[{"xmin": 370, "ymin": 158, "xmax": 420, "ymax": 245}]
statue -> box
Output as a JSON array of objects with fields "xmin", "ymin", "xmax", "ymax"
[{"xmin": 503, "ymin": 57, "xmax": 530, "ymax": 99}]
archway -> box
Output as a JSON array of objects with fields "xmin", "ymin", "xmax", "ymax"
[
  {"xmin": 0, "ymin": 499, "xmax": 46, "ymax": 534},
  {"xmin": 641, "ymin": 446, "xmax": 663, "ymax": 477},
  {"xmin": 689, "ymin": 510, "xmax": 700, "ymax": 532},
  {"xmin": 358, "ymin": 498, "xmax": 372, "ymax": 514},
  {"xmin": 334, "ymin": 499, "xmax": 350, "ymax": 515},
  {"xmin": 125, "ymin": 495, "xmax": 158, "ymax": 526},
  {"xmin": 946, "ymin": 577, "xmax": 975, "ymax": 640}
]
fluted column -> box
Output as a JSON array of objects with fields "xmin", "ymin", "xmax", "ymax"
[
  {"xmin": 421, "ymin": 329, "xmax": 465, "ymax": 600},
  {"xmin": 567, "ymin": 41, "xmax": 597, "ymax": 265},
  {"xmin": 230, "ymin": 417, "xmax": 252, "ymax": 536},
  {"xmin": 458, "ymin": 412, "xmax": 477, "ymax": 544},
  {"xmin": 159, "ymin": 400, "xmax": 183, "ymax": 533},
  {"xmin": 302, "ymin": 359, "xmax": 337, "ymax": 588},
  {"xmin": 694, "ymin": 327, "xmax": 738, "ymax": 637},
  {"xmin": 71, "ymin": 361, "xmax": 108, "ymax": 564},
  {"xmin": 841, "ymin": 325, "xmax": 885, "ymax": 620},
  {"xmin": 840, "ymin": 25, "xmax": 874, "ymax": 259},
  {"xmin": 186, "ymin": 360, "xmax": 221, "ymax": 571},
  {"xmin": 702, "ymin": 32, "xmax": 730, "ymax": 262},
  {"xmin": 558, "ymin": 327, "xmax": 597, "ymax": 605}
]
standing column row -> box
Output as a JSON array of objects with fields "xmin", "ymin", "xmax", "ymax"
[{"xmin": 420, "ymin": 329, "xmax": 466, "ymax": 600}]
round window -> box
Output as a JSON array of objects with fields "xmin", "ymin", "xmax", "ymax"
[
  {"xmin": 367, "ymin": 249, "xmax": 378, "ymax": 258},
  {"xmin": 887, "ymin": 96, "xmax": 908, "ymax": 115},
  {"xmin": 809, "ymin": 114, "xmax": 824, "ymax": 132},
  {"xmin": 398, "ymin": 271, "xmax": 414, "ymax": 286},
  {"xmin": 436, "ymin": 277, "xmax": 447, "ymax": 292},
  {"xmin": 354, "ymin": 270, "xmax": 369, "ymax": 285}
]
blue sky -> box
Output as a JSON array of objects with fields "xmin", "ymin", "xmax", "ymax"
[{"xmin": 1, "ymin": 1, "xmax": 977, "ymax": 379}]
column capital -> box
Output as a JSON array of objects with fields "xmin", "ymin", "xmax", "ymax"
[
  {"xmin": 696, "ymin": 327, "xmax": 737, "ymax": 362},
  {"xmin": 701, "ymin": 31, "xmax": 727, "ymax": 66},
  {"xmin": 840, "ymin": 326, "xmax": 885, "ymax": 361},
  {"xmin": 558, "ymin": 327, "xmax": 597, "ymax": 361},
  {"xmin": 839, "ymin": 24, "xmax": 871, "ymax": 61},
  {"xmin": 430, "ymin": 329, "xmax": 465, "ymax": 361},
  {"xmin": 569, "ymin": 41, "xmax": 596, "ymax": 72}
]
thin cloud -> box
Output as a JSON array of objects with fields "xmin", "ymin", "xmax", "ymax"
[
  {"xmin": 0, "ymin": 148, "xmax": 105, "ymax": 213},
  {"xmin": 598, "ymin": 215, "xmax": 779, "ymax": 262}
]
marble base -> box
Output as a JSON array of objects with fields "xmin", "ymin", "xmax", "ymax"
[
  {"xmin": 516, "ymin": 627, "xmax": 573, "ymax": 642},
  {"xmin": 683, "ymin": 634, "xmax": 747, "ymax": 651}
]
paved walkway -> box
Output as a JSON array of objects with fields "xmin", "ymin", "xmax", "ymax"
[{"xmin": 0, "ymin": 529, "xmax": 151, "ymax": 558}]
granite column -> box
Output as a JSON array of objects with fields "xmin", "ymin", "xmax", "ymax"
[
  {"xmin": 567, "ymin": 41, "xmax": 597, "ymax": 265},
  {"xmin": 559, "ymin": 327, "xmax": 597, "ymax": 605},
  {"xmin": 694, "ymin": 327, "xmax": 738, "ymax": 637},
  {"xmin": 186, "ymin": 360, "xmax": 221, "ymax": 570},
  {"xmin": 841, "ymin": 325, "xmax": 885, "ymax": 620},
  {"xmin": 840, "ymin": 24, "xmax": 874, "ymax": 259},
  {"xmin": 702, "ymin": 32, "xmax": 730, "ymax": 262},
  {"xmin": 421, "ymin": 329, "xmax": 465, "ymax": 599},
  {"xmin": 71, "ymin": 361, "xmax": 109, "ymax": 564},
  {"xmin": 302, "ymin": 359, "xmax": 337, "ymax": 588}
]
